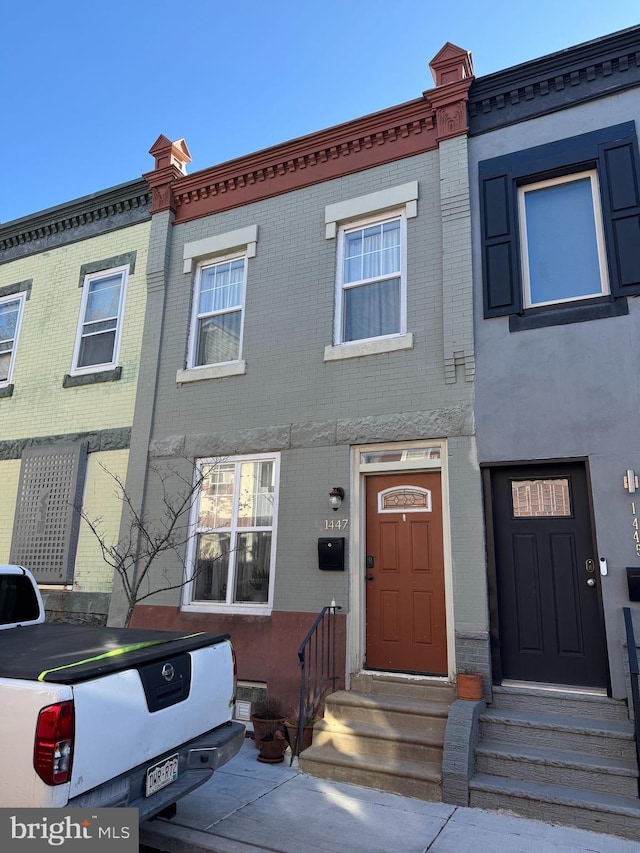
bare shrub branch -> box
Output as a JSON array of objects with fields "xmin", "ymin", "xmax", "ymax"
[{"xmin": 76, "ymin": 456, "xmax": 226, "ymax": 627}]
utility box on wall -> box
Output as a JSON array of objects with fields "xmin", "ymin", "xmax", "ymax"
[
  {"xmin": 318, "ymin": 538, "xmax": 345, "ymax": 571},
  {"xmin": 627, "ymin": 567, "xmax": 640, "ymax": 602}
]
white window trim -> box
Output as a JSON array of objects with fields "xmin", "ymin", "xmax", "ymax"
[
  {"xmin": 326, "ymin": 210, "xmax": 408, "ymax": 357},
  {"xmin": 324, "ymin": 181, "xmax": 418, "ymax": 239},
  {"xmin": 0, "ymin": 291, "xmax": 26, "ymax": 386},
  {"xmin": 359, "ymin": 446, "xmax": 443, "ymax": 471},
  {"xmin": 182, "ymin": 452, "xmax": 280, "ymax": 616},
  {"xmin": 70, "ymin": 264, "xmax": 129, "ymax": 375},
  {"xmin": 182, "ymin": 225, "xmax": 258, "ymax": 274},
  {"xmin": 518, "ymin": 170, "xmax": 610, "ymax": 309},
  {"xmin": 179, "ymin": 226, "xmax": 257, "ymax": 384},
  {"xmin": 185, "ymin": 249, "xmax": 248, "ymax": 375},
  {"xmin": 324, "ymin": 183, "xmax": 417, "ymax": 361}
]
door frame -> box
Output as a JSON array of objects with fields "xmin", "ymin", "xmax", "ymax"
[
  {"xmin": 482, "ymin": 457, "xmax": 611, "ymax": 694},
  {"xmin": 347, "ymin": 440, "xmax": 456, "ymax": 682}
]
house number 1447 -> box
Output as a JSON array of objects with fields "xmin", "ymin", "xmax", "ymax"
[{"xmin": 324, "ymin": 519, "xmax": 349, "ymax": 530}]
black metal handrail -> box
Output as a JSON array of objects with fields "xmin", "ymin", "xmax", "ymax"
[
  {"xmin": 290, "ymin": 604, "xmax": 341, "ymax": 765},
  {"xmin": 623, "ymin": 606, "xmax": 640, "ymax": 797}
]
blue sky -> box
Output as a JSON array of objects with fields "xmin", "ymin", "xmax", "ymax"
[{"xmin": 1, "ymin": 1, "xmax": 638, "ymax": 223}]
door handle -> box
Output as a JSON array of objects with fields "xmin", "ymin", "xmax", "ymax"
[
  {"xmin": 366, "ymin": 574, "xmax": 375, "ymax": 581},
  {"xmin": 586, "ymin": 578, "xmax": 596, "ymax": 587}
]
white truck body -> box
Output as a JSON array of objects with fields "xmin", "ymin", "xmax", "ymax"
[{"xmin": 0, "ymin": 565, "xmax": 244, "ymax": 819}]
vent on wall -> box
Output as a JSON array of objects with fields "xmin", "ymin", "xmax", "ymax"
[
  {"xmin": 234, "ymin": 681, "xmax": 266, "ymax": 729},
  {"xmin": 234, "ymin": 701, "xmax": 252, "ymax": 721}
]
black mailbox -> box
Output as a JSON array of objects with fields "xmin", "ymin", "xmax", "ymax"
[
  {"xmin": 627, "ymin": 568, "xmax": 640, "ymax": 602},
  {"xmin": 318, "ymin": 537, "xmax": 345, "ymax": 571}
]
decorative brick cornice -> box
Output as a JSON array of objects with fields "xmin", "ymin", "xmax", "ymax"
[
  {"xmin": 142, "ymin": 135, "xmax": 191, "ymax": 215},
  {"xmin": 469, "ymin": 25, "xmax": 640, "ymax": 135},
  {"xmin": 146, "ymin": 43, "xmax": 473, "ymax": 224},
  {"xmin": 428, "ymin": 44, "xmax": 474, "ymax": 142},
  {"xmin": 0, "ymin": 180, "xmax": 151, "ymax": 265}
]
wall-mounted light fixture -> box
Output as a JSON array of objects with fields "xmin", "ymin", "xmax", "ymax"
[
  {"xmin": 329, "ymin": 487, "xmax": 345, "ymax": 511},
  {"xmin": 624, "ymin": 469, "xmax": 639, "ymax": 494}
]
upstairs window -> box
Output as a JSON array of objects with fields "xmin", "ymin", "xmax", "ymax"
[
  {"xmin": 480, "ymin": 124, "xmax": 640, "ymax": 331},
  {"xmin": 0, "ymin": 293, "xmax": 25, "ymax": 385},
  {"xmin": 190, "ymin": 255, "xmax": 246, "ymax": 367},
  {"xmin": 336, "ymin": 214, "xmax": 406, "ymax": 344},
  {"xmin": 72, "ymin": 265, "xmax": 128, "ymax": 372},
  {"xmin": 518, "ymin": 172, "xmax": 609, "ymax": 308}
]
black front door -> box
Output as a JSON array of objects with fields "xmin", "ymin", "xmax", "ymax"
[{"xmin": 491, "ymin": 463, "xmax": 607, "ymax": 688}]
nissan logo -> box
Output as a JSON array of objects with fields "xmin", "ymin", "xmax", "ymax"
[{"xmin": 161, "ymin": 663, "xmax": 175, "ymax": 682}]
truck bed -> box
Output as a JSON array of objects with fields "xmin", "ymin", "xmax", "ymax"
[{"xmin": 0, "ymin": 623, "xmax": 229, "ymax": 683}]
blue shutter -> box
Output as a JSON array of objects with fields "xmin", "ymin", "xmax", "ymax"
[
  {"xmin": 599, "ymin": 136, "xmax": 640, "ymax": 297},
  {"xmin": 480, "ymin": 170, "xmax": 522, "ymax": 318}
]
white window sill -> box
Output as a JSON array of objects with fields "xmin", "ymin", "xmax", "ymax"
[
  {"xmin": 324, "ymin": 333, "xmax": 414, "ymax": 362},
  {"xmin": 177, "ymin": 360, "xmax": 247, "ymax": 384},
  {"xmin": 181, "ymin": 602, "xmax": 272, "ymax": 617}
]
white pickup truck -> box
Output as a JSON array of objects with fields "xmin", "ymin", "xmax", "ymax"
[{"xmin": 0, "ymin": 564, "xmax": 244, "ymax": 820}]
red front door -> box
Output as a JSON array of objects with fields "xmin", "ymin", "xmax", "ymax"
[{"xmin": 365, "ymin": 472, "xmax": 447, "ymax": 675}]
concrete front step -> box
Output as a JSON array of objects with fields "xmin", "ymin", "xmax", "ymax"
[
  {"xmin": 469, "ymin": 773, "xmax": 640, "ymax": 842},
  {"xmin": 312, "ymin": 717, "xmax": 444, "ymax": 764},
  {"xmin": 326, "ymin": 690, "xmax": 449, "ymax": 737},
  {"xmin": 491, "ymin": 685, "xmax": 631, "ymax": 722},
  {"xmin": 300, "ymin": 743, "xmax": 443, "ymax": 801},
  {"xmin": 301, "ymin": 677, "xmax": 454, "ymax": 802},
  {"xmin": 479, "ymin": 709, "xmax": 635, "ymax": 758},
  {"xmin": 350, "ymin": 672, "xmax": 456, "ymax": 703},
  {"xmin": 476, "ymin": 740, "xmax": 639, "ymax": 798}
]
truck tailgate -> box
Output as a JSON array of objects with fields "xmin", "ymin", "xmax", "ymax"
[
  {"xmin": 69, "ymin": 640, "xmax": 235, "ymax": 798},
  {"xmin": 0, "ymin": 624, "xmax": 228, "ymax": 683}
]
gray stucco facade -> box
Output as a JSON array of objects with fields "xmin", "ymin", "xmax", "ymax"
[{"xmin": 469, "ymin": 28, "xmax": 640, "ymax": 699}]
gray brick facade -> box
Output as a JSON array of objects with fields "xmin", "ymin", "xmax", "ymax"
[
  {"xmin": 124, "ymin": 125, "xmax": 488, "ymax": 706},
  {"xmin": 120, "ymin": 49, "xmax": 487, "ymax": 709}
]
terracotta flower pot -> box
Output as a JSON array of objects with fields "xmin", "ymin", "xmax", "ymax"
[
  {"xmin": 457, "ymin": 673, "xmax": 483, "ymax": 701},
  {"xmin": 251, "ymin": 714, "xmax": 286, "ymax": 749},
  {"xmin": 256, "ymin": 730, "xmax": 287, "ymax": 763},
  {"xmin": 284, "ymin": 720, "xmax": 314, "ymax": 755}
]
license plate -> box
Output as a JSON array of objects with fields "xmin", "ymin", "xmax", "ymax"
[{"xmin": 145, "ymin": 753, "xmax": 179, "ymax": 797}]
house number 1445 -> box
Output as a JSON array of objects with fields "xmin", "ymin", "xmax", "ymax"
[{"xmin": 632, "ymin": 502, "xmax": 640, "ymax": 557}]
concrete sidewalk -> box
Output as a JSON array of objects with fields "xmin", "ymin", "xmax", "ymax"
[{"xmin": 140, "ymin": 739, "xmax": 638, "ymax": 853}]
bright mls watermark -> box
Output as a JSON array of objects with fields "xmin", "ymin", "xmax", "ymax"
[{"xmin": 0, "ymin": 809, "xmax": 138, "ymax": 850}]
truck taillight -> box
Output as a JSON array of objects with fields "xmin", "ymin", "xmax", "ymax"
[{"xmin": 34, "ymin": 701, "xmax": 74, "ymax": 785}]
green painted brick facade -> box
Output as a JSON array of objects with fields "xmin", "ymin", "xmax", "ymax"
[{"xmin": 0, "ymin": 182, "xmax": 151, "ymax": 600}]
